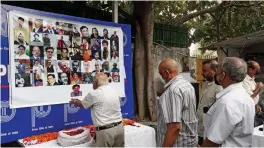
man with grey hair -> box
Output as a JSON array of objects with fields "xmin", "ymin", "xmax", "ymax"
[
  {"xmin": 202, "ymin": 57, "xmax": 255, "ymax": 147},
  {"xmin": 197, "ymin": 59, "xmax": 222, "ymax": 145},
  {"xmin": 70, "ymin": 73, "xmax": 124, "ymax": 147},
  {"xmin": 242, "ymin": 61, "xmax": 263, "ymax": 113}
]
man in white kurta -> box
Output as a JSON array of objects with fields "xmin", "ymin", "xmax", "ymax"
[
  {"xmin": 202, "ymin": 57, "xmax": 255, "ymax": 147},
  {"xmin": 242, "ymin": 61, "xmax": 263, "ymax": 113},
  {"xmin": 197, "ymin": 60, "xmax": 222, "ymax": 144}
]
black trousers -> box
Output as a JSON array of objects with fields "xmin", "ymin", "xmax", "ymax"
[{"xmin": 198, "ymin": 136, "xmax": 204, "ymax": 145}]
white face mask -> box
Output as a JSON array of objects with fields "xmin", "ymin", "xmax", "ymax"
[{"xmin": 159, "ymin": 75, "xmax": 166, "ymax": 84}]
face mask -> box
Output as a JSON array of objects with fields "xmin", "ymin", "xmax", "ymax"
[
  {"xmin": 255, "ymin": 70, "xmax": 261, "ymax": 76},
  {"xmin": 214, "ymin": 72, "xmax": 225, "ymax": 85},
  {"xmin": 214, "ymin": 75, "xmax": 220, "ymax": 85},
  {"xmin": 159, "ymin": 75, "xmax": 166, "ymax": 84}
]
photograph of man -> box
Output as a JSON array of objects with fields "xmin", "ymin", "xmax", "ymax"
[
  {"xmin": 111, "ymin": 51, "xmax": 119, "ymax": 63},
  {"xmin": 32, "ymin": 60, "xmax": 44, "ymax": 73},
  {"xmin": 14, "ymin": 17, "xmax": 29, "ymax": 44},
  {"xmin": 45, "ymin": 47, "xmax": 56, "ymax": 60},
  {"xmin": 71, "ymin": 60, "xmax": 81, "ymax": 72},
  {"xmin": 80, "ymin": 26, "xmax": 89, "ymax": 37},
  {"xmin": 47, "ymin": 74, "xmax": 59, "ymax": 86},
  {"xmin": 91, "ymin": 61, "xmax": 102, "ymax": 78},
  {"xmin": 15, "ymin": 45, "xmax": 29, "ymax": 59},
  {"xmin": 33, "ymin": 73, "xmax": 43, "ymax": 86},
  {"xmin": 32, "ymin": 33, "xmax": 41, "ymax": 42},
  {"xmin": 45, "ymin": 60, "xmax": 55, "ymax": 73},
  {"xmin": 91, "ymin": 51, "xmax": 102, "ymax": 67},
  {"xmin": 111, "ymin": 72, "xmax": 120, "ymax": 82},
  {"xmin": 15, "ymin": 73, "xmax": 25, "ymax": 87},
  {"xmin": 43, "ymin": 33, "xmax": 51, "ymax": 47},
  {"xmin": 110, "ymin": 31, "xmax": 119, "ymax": 51},
  {"xmin": 102, "ymin": 28, "xmax": 109, "ymax": 40},
  {"xmin": 43, "ymin": 21, "xmax": 56, "ymax": 34},
  {"xmin": 69, "ymin": 73, "xmax": 124, "ymax": 147},
  {"xmin": 17, "ymin": 60, "xmax": 26, "ymax": 73},
  {"xmin": 57, "ymin": 36, "xmax": 68, "ymax": 48},
  {"xmin": 70, "ymin": 84, "xmax": 82, "ymax": 97},
  {"xmin": 70, "ymin": 72, "xmax": 82, "ymax": 85},
  {"xmin": 82, "ymin": 73, "xmax": 93, "ymax": 84},
  {"xmin": 55, "ymin": 22, "xmax": 65, "ymax": 35},
  {"xmin": 73, "ymin": 26, "xmax": 80, "ymax": 37},
  {"xmin": 102, "ymin": 48, "xmax": 110, "ymax": 63},
  {"xmin": 14, "ymin": 32, "xmax": 28, "ymax": 46},
  {"xmin": 82, "ymin": 61, "xmax": 91, "ymax": 73},
  {"xmin": 70, "ymin": 48, "xmax": 83, "ymax": 60},
  {"xmin": 58, "ymin": 48, "xmax": 69, "ymax": 60},
  {"xmin": 111, "ymin": 63, "xmax": 120, "ymax": 72},
  {"xmin": 102, "ymin": 61, "xmax": 110, "ymax": 73},
  {"xmin": 32, "ymin": 19, "xmax": 43, "ymax": 33},
  {"xmin": 30, "ymin": 46, "xmax": 44, "ymax": 61},
  {"xmin": 72, "ymin": 37, "xmax": 81, "ymax": 48},
  {"xmin": 58, "ymin": 72, "xmax": 69, "ymax": 85},
  {"xmin": 90, "ymin": 28, "xmax": 101, "ymax": 39},
  {"xmin": 91, "ymin": 39, "xmax": 101, "ymax": 58},
  {"xmin": 57, "ymin": 60, "xmax": 70, "ymax": 73}
]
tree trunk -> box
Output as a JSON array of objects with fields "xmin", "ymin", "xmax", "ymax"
[{"xmin": 133, "ymin": 1, "xmax": 156, "ymax": 121}]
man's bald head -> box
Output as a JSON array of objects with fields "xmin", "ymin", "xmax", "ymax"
[
  {"xmin": 247, "ymin": 60, "xmax": 260, "ymax": 78},
  {"xmin": 159, "ymin": 58, "xmax": 179, "ymax": 83},
  {"xmin": 93, "ymin": 73, "xmax": 109, "ymax": 89}
]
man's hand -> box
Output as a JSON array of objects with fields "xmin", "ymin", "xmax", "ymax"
[
  {"xmin": 162, "ymin": 123, "xmax": 180, "ymax": 147},
  {"xmin": 257, "ymin": 105, "xmax": 262, "ymax": 113},
  {"xmin": 69, "ymin": 99, "xmax": 83, "ymax": 108}
]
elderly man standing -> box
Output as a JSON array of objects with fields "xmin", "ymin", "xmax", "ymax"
[
  {"xmin": 202, "ymin": 57, "xmax": 255, "ymax": 147},
  {"xmin": 70, "ymin": 73, "xmax": 124, "ymax": 147},
  {"xmin": 157, "ymin": 58, "xmax": 198, "ymax": 147},
  {"xmin": 197, "ymin": 60, "xmax": 222, "ymax": 145},
  {"xmin": 242, "ymin": 61, "xmax": 263, "ymax": 114}
]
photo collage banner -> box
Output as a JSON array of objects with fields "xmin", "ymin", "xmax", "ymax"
[{"xmin": 9, "ymin": 11, "xmax": 125, "ymax": 108}]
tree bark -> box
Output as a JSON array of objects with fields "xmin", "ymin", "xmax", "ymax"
[{"xmin": 133, "ymin": 1, "xmax": 156, "ymax": 121}]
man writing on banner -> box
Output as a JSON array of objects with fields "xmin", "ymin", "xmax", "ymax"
[
  {"xmin": 197, "ymin": 60, "xmax": 222, "ymax": 145},
  {"xmin": 70, "ymin": 73, "xmax": 124, "ymax": 147},
  {"xmin": 157, "ymin": 58, "xmax": 198, "ymax": 147}
]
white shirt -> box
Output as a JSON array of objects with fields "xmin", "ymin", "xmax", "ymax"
[
  {"xmin": 111, "ymin": 57, "xmax": 119, "ymax": 63},
  {"xmin": 33, "ymin": 64, "xmax": 44, "ymax": 73},
  {"xmin": 16, "ymin": 54, "xmax": 29, "ymax": 59},
  {"xmin": 204, "ymin": 83, "xmax": 255, "ymax": 147},
  {"xmin": 242, "ymin": 74, "xmax": 259, "ymax": 104},
  {"xmin": 16, "ymin": 78, "xmax": 25, "ymax": 87},
  {"xmin": 197, "ymin": 81, "xmax": 222, "ymax": 137},
  {"xmin": 81, "ymin": 85, "xmax": 122, "ymax": 127}
]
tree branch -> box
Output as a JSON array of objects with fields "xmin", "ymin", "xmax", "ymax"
[
  {"xmin": 230, "ymin": 1, "xmax": 263, "ymax": 7},
  {"xmin": 174, "ymin": 1, "xmax": 263, "ymax": 26}
]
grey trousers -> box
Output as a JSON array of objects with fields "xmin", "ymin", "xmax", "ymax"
[{"xmin": 94, "ymin": 123, "xmax": 124, "ymax": 147}]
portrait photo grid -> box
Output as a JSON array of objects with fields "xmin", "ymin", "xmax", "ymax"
[{"xmin": 12, "ymin": 14, "xmax": 122, "ymax": 92}]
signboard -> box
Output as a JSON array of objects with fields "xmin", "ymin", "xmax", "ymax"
[
  {"xmin": 1, "ymin": 4, "xmax": 133, "ymax": 143},
  {"xmin": 9, "ymin": 10, "xmax": 125, "ymax": 108}
]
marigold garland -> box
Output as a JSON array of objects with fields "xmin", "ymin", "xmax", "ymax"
[{"xmin": 22, "ymin": 119, "xmax": 138, "ymax": 145}]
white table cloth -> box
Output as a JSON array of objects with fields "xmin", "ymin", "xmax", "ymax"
[
  {"xmin": 19, "ymin": 124, "xmax": 156, "ymax": 147},
  {"xmin": 252, "ymin": 125, "xmax": 264, "ymax": 147}
]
